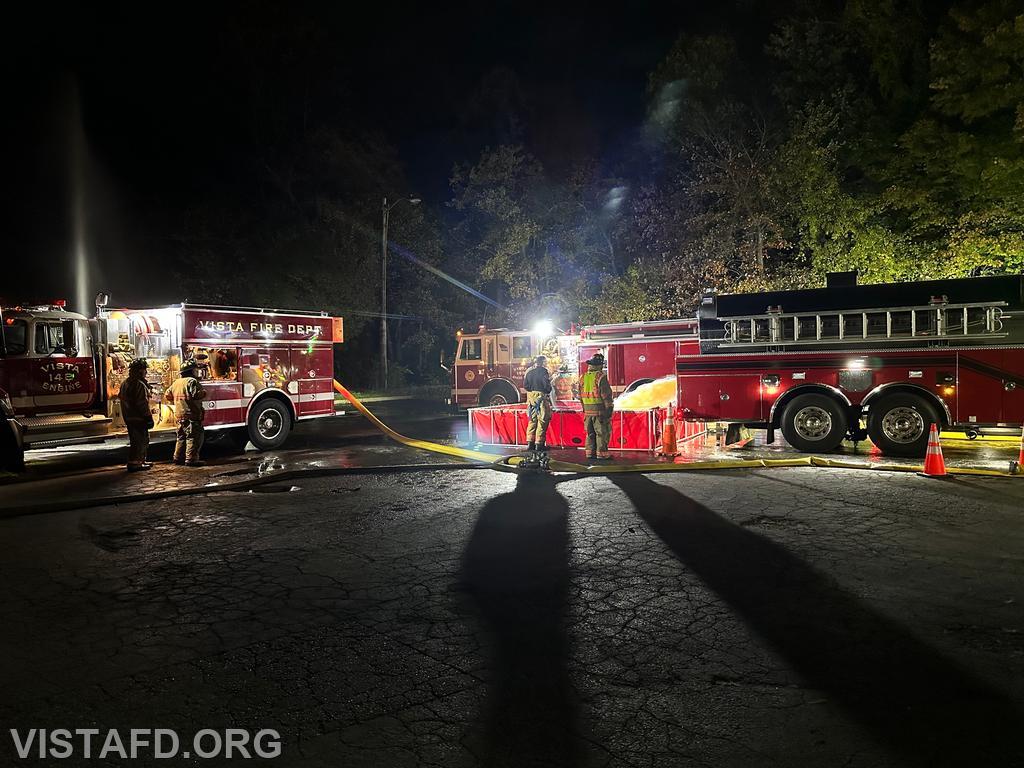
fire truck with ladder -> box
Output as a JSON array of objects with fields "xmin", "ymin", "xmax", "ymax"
[
  {"xmin": 0, "ymin": 294, "xmax": 342, "ymax": 469},
  {"xmin": 446, "ymin": 318, "xmax": 698, "ymax": 408},
  {"xmin": 682, "ymin": 272, "xmax": 1024, "ymax": 456}
]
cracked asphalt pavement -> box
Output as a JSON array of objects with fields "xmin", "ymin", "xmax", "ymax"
[{"xmin": 2, "ymin": 463, "xmax": 1022, "ymax": 767}]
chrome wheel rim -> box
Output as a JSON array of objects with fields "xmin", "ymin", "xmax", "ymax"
[
  {"xmin": 488, "ymin": 393, "xmax": 509, "ymax": 406},
  {"xmin": 257, "ymin": 408, "xmax": 283, "ymax": 441},
  {"xmin": 881, "ymin": 407, "xmax": 925, "ymax": 444},
  {"xmin": 793, "ymin": 406, "xmax": 832, "ymax": 441}
]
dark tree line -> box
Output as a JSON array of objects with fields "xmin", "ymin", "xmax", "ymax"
[{"xmin": 168, "ymin": 0, "xmax": 1023, "ymax": 387}]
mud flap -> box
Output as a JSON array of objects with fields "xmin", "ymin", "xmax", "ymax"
[{"xmin": 725, "ymin": 423, "xmax": 752, "ymax": 446}]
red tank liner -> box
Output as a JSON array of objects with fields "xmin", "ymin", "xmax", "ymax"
[{"xmin": 468, "ymin": 403, "xmax": 660, "ymax": 452}]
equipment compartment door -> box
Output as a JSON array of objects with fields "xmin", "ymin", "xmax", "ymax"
[
  {"xmin": 678, "ymin": 375, "xmax": 722, "ymax": 419},
  {"xmin": 680, "ymin": 374, "xmax": 763, "ymax": 421},
  {"xmin": 999, "ymin": 350, "xmax": 1024, "ymax": 425},
  {"xmin": 293, "ymin": 346, "xmax": 334, "ymax": 417},
  {"xmin": 956, "ymin": 351, "xmax": 1008, "ymax": 425}
]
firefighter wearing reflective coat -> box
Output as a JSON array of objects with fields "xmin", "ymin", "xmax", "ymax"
[
  {"xmin": 579, "ymin": 353, "xmax": 614, "ymax": 460},
  {"xmin": 165, "ymin": 359, "xmax": 207, "ymax": 466},
  {"xmin": 119, "ymin": 358, "xmax": 154, "ymax": 471},
  {"xmin": 523, "ymin": 355, "xmax": 553, "ymax": 452}
]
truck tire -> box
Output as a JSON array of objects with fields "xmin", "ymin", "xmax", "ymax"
[
  {"xmin": 247, "ymin": 398, "xmax": 291, "ymax": 451},
  {"xmin": 780, "ymin": 393, "xmax": 848, "ymax": 453},
  {"xmin": 479, "ymin": 381, "xmax": 519, "ymax": 407},
  {"xmin": 867, "ymin": 393, "xmax": 939, "ymax": 457}
]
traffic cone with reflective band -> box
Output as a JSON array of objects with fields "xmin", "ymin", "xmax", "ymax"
[
  {"xmin": 660, "ymin": 407, "xmax": 678, "ymax": 456},
  {"xmin": 920, "ymin": 423, "xmax": 947, "ymax": 477}
]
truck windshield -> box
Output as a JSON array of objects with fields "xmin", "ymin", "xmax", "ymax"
[
  {"xmin": 2, "ymin": 319, "xmax": 28, "ymax": 355},
  {"xmin": 460, "ymin": 338, "xmax": 482, "ymax": 360}
]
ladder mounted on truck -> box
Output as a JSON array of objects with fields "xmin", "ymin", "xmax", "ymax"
[
  {"xmin": 583, "ymin": 318, "xmax": 699, "ymax": 341},
  {"xmin": 712, "ymin": 298, "xmax": 1010, "ymax": 349}
]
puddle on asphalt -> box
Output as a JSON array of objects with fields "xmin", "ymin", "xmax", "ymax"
[
  {"xmin": 229, "ymin": 485, "xmax": 302, "ymax": 494},
  {"xmin": 213, "ymin": 461, "xmax": 286, "ymax": 478}
]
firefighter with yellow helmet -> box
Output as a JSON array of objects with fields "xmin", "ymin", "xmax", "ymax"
[{"xmin": 579, "ymin": 352, "xmax": 614, "ymax": 460}]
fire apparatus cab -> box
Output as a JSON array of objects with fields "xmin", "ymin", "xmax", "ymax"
[
  {"xmin": 0, "ymin": 296, "xmax": 343, "ymax": 466},
  {"xmin": 448, "ymin": 325, "xmax": 579, "ymax": 407},
  {"xmin": 681, "ymin": 273, "xmax": 1024, "ymax": 456}
]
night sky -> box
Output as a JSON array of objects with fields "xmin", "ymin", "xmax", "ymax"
[{"xmin": 2, "ymin": 1, "xmax": 758, "ymax": 308}]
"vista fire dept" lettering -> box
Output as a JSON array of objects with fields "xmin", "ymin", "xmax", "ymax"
[{"xmin": 195, "ymin": 320, "xmax": 323, "ymax": 337}]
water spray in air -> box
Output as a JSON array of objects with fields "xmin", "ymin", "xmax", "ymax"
[{"xmin": 70, "ymin": 80, "xmax": 89, "ymax": 316}]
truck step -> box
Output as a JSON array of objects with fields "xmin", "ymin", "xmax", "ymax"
[{"xmin": 21, "ymin": 413, "xmax": 113, "ymax": 444}]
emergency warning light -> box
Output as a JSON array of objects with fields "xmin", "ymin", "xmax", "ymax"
[{"xmin": 532, "ymin": 319, "xmax": 555, "ymax": 338}]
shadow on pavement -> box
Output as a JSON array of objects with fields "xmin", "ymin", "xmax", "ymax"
[
  {"xmin": 609, "ymin": 473, "xmax": 1023, "ymax": 768},
  {"xmin": 458, "ymin": 472, "xmax": 579, "ymax": 768}
]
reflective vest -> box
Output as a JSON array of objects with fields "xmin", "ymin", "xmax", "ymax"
[{"xmin": 580, "ymin": 369, "xmax": 608, "ymax": 415}]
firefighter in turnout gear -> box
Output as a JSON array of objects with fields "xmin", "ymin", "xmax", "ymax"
[
  {"xmin": 119, "ymin": 358, "xmax": 154, "ymax": 471},
  {"xmin": 579, "ymin": 352, "xmax": 614, "ymax": 460},
  {"xmin": 165, "ymin": 359, "xmax": 207, "ymax": 466},
  {"xmin": 523, "ymin": 355, "xmax": 553, "ymax": 455},
  {"xmin": 551, "ymin": 363, "xmax": 576, "ymax": 403}
]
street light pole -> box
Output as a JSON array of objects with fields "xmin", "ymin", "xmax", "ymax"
[
  {"xmin": 381, "ymin": 197, "xmax": 389, "ymax": 391},
  {"xmin": 380, "ymin": 196, "xmax": 421, "ymax": 391}
]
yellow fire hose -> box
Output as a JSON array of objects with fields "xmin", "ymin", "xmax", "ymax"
[{"xmin": 332, "ymin": 381, "xmax": 1020, "ymax": 478}]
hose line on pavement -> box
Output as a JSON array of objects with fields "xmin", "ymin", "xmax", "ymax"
[{"xmin": 331, "ymin": 381, "xmax": 1021, "ymax": 478}]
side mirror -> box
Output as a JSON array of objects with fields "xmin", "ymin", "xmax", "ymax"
[
  {"xmin": 61, "ymin": 319, "xmax": 79, "ymax": 356},
  {"xmin": 439, "ymin": 351, "xmax": 450, "ymax": 373}
]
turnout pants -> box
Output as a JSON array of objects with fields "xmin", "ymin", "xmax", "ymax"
[
  {"xmin": 584, "ymin": 412, "xmax": 611, "ymax": 456},
  {"xmin": 125, "ymin": 422, "xmax": 150, "ymax": 466},
  {"xmin": 526, "ymin": 392, "xmax": 552, "ymax": 446},
  {"xmin": 174, "ymin": 419, "xmax": 205, "ymax": 463}
]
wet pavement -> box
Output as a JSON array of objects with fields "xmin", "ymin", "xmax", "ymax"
[
  {"xmin": 0, "ymin": 403, "xmax": 466, "ymax": 515},
  {"xmin": 1, "ymin": 465, "xmax": 1022, "ymax": 767},
  {"xmin": 1, "ymin": 402, "xmax": 1020, "ymax": 516}
]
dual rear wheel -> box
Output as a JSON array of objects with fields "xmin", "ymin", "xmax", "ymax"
[{"xmin": 780, "ymin": 391, "xmax": 938, "ymax": 457}]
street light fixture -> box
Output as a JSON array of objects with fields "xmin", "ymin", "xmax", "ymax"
[{"xmin": 381, "ymin": 196, "xmax": 421, "ymax": 390}]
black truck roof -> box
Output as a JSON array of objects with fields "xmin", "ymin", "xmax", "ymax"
[{"xmin": 710, "ymin": 275, "xmax": 1024, "ymax": 318}]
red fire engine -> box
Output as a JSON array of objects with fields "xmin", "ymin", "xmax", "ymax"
[
  {"xmin": 447, "ymin": 318, "xmax": 699, "ymax": 408},
  {"xmin": 0, "ymin": 295, "xmax": 343, "ymax": 467},
  {"xmin": 680, "ymin": 273, "xmax": 1024, "ymax": 456}
]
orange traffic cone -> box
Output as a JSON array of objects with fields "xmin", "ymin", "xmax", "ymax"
[
  {"xmin": 660, "ymin": 407, "xmax": 678, "ymax": 457},
  {"xmin": 920, "ymin": 423, "xmax": 947, "ymax": 477},
  {"xmin": 1017, "ymin": 425, "xmax": 1024, "ymax": 472}
]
